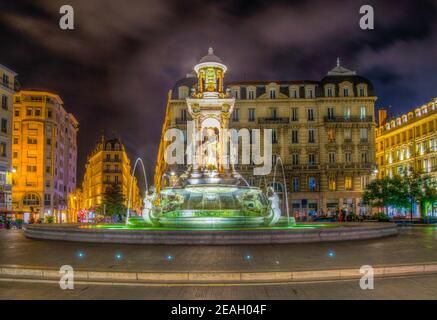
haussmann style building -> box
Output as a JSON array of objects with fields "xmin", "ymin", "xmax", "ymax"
[
  {"xmin": 0, "ymin": 64, "xmax": 17, "ymax": 216},
  {"xmin": 12, "ymin": 90, "xmax": 79, "ymax": 222},
  {"xmin": 375, "ymin": 97, "xmax": 437, "ymax": 217},
  {"xmin": 155, "ymin": 50, "xmax": 377, "ymax": 217},
  {"xmin": 73, "ymin": 136, "xmax": 142, "ymax": 221}
]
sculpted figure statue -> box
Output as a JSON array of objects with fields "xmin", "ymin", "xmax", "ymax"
[
  {"xmin": 267, "ymin": 186, "xmax": 281, "ymax": 226},
  {"xmin": 142, "ymin": 190, "xmax": 157, "ymax": 224}
]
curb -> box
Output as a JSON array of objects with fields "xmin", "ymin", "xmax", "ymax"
[{"xmin": 1, "ymin": 263, "xmax": 437, "ymax": 284}]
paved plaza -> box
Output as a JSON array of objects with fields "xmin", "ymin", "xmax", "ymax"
[
  {"xmin": 1, "ymin": 274, "xmax": 437, "ymax": 299},
  {"xmin": 1, "ymin": 226, "xmax": 436, "ymax": 273}
]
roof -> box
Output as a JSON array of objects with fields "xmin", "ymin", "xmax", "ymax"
[
  {"xmin": 327, "ymin": 58, "xmax": 357, "ymax": 76},
  {"xmin": 198, "ymin": 47, "xmax": 224, "ymax": 64}
]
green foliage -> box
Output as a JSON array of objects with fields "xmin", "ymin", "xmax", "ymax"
[
  {"xmin": 100, "ymin": 183, "xmax": 127, "ymax": 218},
  {"xmin": 372, "ymin": 212, "xmax": 390, "ymax": 222},
  {"xmin": 364, "ymin": 174, "xmax": 437, "ymax": 217},
  {"xmin": 46, "ymin": 216, "xmax": 54, "ymax": 224}
]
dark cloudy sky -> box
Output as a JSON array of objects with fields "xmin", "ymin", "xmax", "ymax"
[{"xmin": 0, "ymin": 0, "xmax": 436, "ymax": 186}]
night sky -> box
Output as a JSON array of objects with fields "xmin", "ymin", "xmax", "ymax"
[{"xmin": 0, "ymin": 0, "xmax": 436, "ymax": 186}]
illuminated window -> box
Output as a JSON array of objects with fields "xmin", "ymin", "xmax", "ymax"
[
  {"xmin": 23, "ymin": 193, "xmax": 40, "ymax": 206},
  {"xmin": 345, "ymin": 176, "xmax": 353, "ymax": 190},
  {"xmin": 329, "ymin": 177, "xmax": 336, "ymax": 191}
]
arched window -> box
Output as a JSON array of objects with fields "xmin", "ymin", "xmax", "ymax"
[{"xmin": 23, "ymin": 193, "xmax": 40, "ymax": 206}]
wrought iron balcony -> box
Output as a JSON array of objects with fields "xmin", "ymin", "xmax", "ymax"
[
  {"xmin": 324, "ymin": 116, "xmax": 373, "ymax": 122},
  {"xmin": 258, "ymin": 117, "xmax": 289, "ymax": 125}
]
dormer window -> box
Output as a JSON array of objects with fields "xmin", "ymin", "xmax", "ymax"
[
  {"xmin": 269, "ymin": 89, "xmax": 276, "ymax": 99},
  {"xmin": 290, "ymin": 87, "xmax": 299, "ymax": 98},
  {"xmin": 232, "ymin": 89, "xmax": 240, "ymax": 99},
  {"xmin": 247, "ymin": 89, "xmax": 255, "ymax": 100},
  {"xmin": 327, "ymin": 88, "xmax": 333, "ymax": 97},
  {"xmin": 343, "ymin": 88, "xmax": 349, "ymax": 97}
]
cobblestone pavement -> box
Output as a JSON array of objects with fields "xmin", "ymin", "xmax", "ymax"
[
  {"xmin": 1, "ymin": 274, "xmax": 437, "ymax": 299},
  {"xmin": 1, "ymin": 226, "xmax": 437, "ymax": 272}
]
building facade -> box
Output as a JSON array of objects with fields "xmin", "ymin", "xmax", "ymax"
[
  {"xmin": 12, "ymin": 90, "xmax": 79, "ymax": 222},
  {"xmin": 375, "ymin": 97, "xmax": 437, "ymax": 217},
  {"xmin": 156, "ymin": 53, "xmax": 377, "ymax": 217},
  {"xmin": 78, "ymin": 137, "xmax": 142, "ymax": 220},
  {"xmin": 0, "ymin": 64, "xmax": 17, "ymax": 215}
]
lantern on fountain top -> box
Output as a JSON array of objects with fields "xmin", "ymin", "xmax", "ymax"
[{"xmin": 193, "ymin": 47, "xmax": 227, "ymax": 98}]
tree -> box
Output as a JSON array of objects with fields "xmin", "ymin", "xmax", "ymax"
[
  {"xmin": 362, "ymin": 177, "xmax": 401, "ymax": 214},
  {"xmin": 418, "ymin": 177, "xmax": 437, "ymax": 217},
  {"xmin": 99, "ymin": 183, "xmax": 126, "ymax": 222}
]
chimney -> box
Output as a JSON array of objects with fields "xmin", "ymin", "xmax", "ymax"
[{"xmin": 378, "ymin": 108, "xmax": 387, "ymax": 126}]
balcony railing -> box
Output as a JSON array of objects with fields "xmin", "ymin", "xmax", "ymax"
[
  {"xmin": 324, "ymin": 116, "xmax": 373, "ymax": 122},
  {"xmin": 103, "ymin": 158, "xmax": 121, "ymax": 163},
  {"xmin": 258, "ymin": 117, "xmax": 289, "ymax": 125}
]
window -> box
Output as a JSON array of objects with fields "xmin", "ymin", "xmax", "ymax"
[
  {"xmin": 1, "ymin": 95, "xmax": 7, "ymax": 110},
  {"xmin": 290, "ymin": 88, "xmax": 299, "ymax": 98},
  {"xmin": 343, "ymin": 107, "xmax": 351, "ymax": 119},
  {"xmin": 344, "ymin": 152, "xmax": 352, "ymax": 163},
  {"xmin": 307, "ymin": 89, "xmax": 314, "ymax": 98},
  {"xmin": 361, "ymin": 152, "xmax": 368, "ymax": 163},
  {"xmin": 291, "ymin": 108, "xmax": 298, "ymax": 121},
  {"xmin": 35, "ymin": 108, "xmax": 41, "ymax": 116},
  {"xmin": 360, "ymin": 128, "xmax": 368, "ymax": 142},
  {"xmin": 248, "ymin": 89, "xmax": 255, "ymax": 100},
  {"xmin": 329, "ymin": 152, "xmax": 336, "ymax": 164},
  {"xmin": 26, "ymin": 108, "xmax": 32, "ymax": 116},
  {"xmin": 26, "ymin": 165, "xmax": 37, "ymax": 172},
  {"xmin": 292, "ymin": 153, "xmax": 299, "ymax": 165},
  {"xmin": 47, "ymin": 109, "xmax": 52, "ymax": 118},
  {"xmin": 307, "ymin": 108, "xmax": 314, "ymax": 121},
  {"xmin": 232, "ymin": 89, "xmax": 239, "ymax": 99},
  {"xmin": 115, "ymin": 176, "xmax": 119, "ymax": 183},
  {"xmin": 327, "ymin": 107, "xmax": 335, "ymax": 119},
  {"xmin": 13, "ymin": 137, "xmax": 18, "ymax": 144},
  {"xmin": 248, "ymin": 108, "xmax": 255, "ymax": 122},
  {"xmin": 308, "ymin": 129, "xmax": 315, "ymax": 143},
  {"xmin": 345, "ymin": 176, "xmax": 353, "ymax": 191},
  {"xmin": 27, "ymin": 137, "xmax": 37, "ymax": 144},
  {"xmin": 13, "ymin": 151, "xmax": 18, "ymax": 158},
  {"xmin": 106, "ymin": 154, "xmax": 110, "ymax": 160},
  {"xmin": 14, "ymin": 109, "xmax": 19, "ymax": 117},
  {"xmin": 327, "ymin": 88, "xmax": 333, "ymax": 97},
  {"xmin": 359, "ymin": 88, "xmax": 365, "ymax": 97},
  {"xmin": 329, "ymin": 177, "xmax": 336, "ymax": 191},
  {"xmin": 308, "ymin": 177, "xmax": 316, "ymax": 191},
  {"xmin": 271, "ymin": 108, "xmax": 278, "ymax": 119},
  {"xmin": 46, "ymin": 166, "xmax": 51, "ymax": 173},
  {"xmin": 2, "ymin": 74, "xmax": 9, "ymax": 86},
  {"xmin": 1, "ymin": 118, "xmax": 7, "ymax": 133},
  {"xmin": 272, "ymin": 130, "xmax": 278, "ymax": 144},
  {"xmin": 308, "ymin": 153, "xmax": 316, "ymax": 166},
  {"xmin": 232, "ymin": 108, "xmax": 239, "ymax": 122},
  {"xmin": 44, "ymin": 194, "xmax": 51, "ymax": 206},
  {"xmin": 360, "ymin": 106, "xmax": 366, "ymax": 119},
  {"xmin": 114, "ymin": 154, "xmax": 119, "ymax": 161},
  {"xmin": 344, "ymin": 128, "xmax": 352, "ymax": 141},
  {"xmin": 23, "ymin": 193, "xmax": 40, "ymax": 206},
  {"xmin": 269, "ymin": 89, "xmax": 276, "ymax": 99},
  {"xmin": 0, "ymin": 142, "xmax": 6, "ymax": 157},
  {"xmin": 343, "ymin": 88, "xmax": 349, "ymax": 97},
  {"xmin": 292, "ymin": 178, "xmax": 299, "ymax": 192},
  {"xmin": 291, "ymin": 130, "xmax": 299, "ymax": 143},
  {"xmin": 46, "ymin": 138, "xmax": 51, "ymax": 145}
]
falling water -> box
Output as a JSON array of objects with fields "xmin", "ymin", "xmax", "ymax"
[
  {"xmin": 272, "ymin": 156, "xmax": 290, "ymax": 225},
  {"xmin": 126, "ymin": 157, "xmax": 149, "ymax": 225}
]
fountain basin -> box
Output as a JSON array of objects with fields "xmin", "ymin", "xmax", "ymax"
[{"xmin": 24, "ymin": 223, "xmax": 399, "ymax": 245}]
